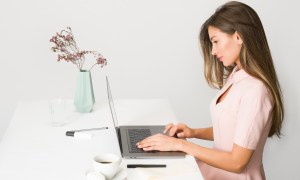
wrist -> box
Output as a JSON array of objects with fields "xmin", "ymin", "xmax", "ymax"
[
  {"xmin": 189, "ymin": 128, "xmax": 196, "ymax": 138},
  {"xmin": 177, "ymin": 139, "xmax": 186, "ymax": 152}
]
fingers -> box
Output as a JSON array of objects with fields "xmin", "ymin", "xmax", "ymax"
[
  {"xmin": 176, "ymin": 123, "xmax": 187, "ymax": 130},
  {"xmin": 136, "ymin": 134, "xmax": 160, "ymax": 151},
  {"xmin": 139, "ymin": 142, "xmax": 161, "ymax": 151},
  {"xmin": 168, "ymin": 123, "xmax": 187, "ymax": 137},
  {"xmin": 164, "ymin": 123, "xmax": 181, "ymax": 137},
  {"xmin": 136, "ymin": 134, "xmax": 160, "ymax": 146},
  {"xmin": 177, "ymin": 132, "xmax": 184, "ymax": 138},
  {"xmin": 136, "ymin": 134, "xmax": 180, "ymax": 151},
  {"xmin": 163, "ymin": 123, "xmax": 174, "ymax": 134},
  {"xmin": 169, "ymin": 126, "xmax": 178, "ymax": 137},
  {"xmin": 142, "ymin": 146, "xmax": 158, "ymax": 151}
]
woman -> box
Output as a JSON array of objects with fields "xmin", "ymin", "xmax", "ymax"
[{"xmin": 137, "ymin": 1, "xmax": 284, "ymax": 179}]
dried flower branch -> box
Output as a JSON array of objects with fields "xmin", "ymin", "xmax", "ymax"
[{"xmin": 49, "ymin": 27, "xmax": 107, "ymax": 71}]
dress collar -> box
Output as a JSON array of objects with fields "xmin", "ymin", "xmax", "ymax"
[{"xmin": 229, "ymin": 65, "xmax": 250, "ymax": 84}]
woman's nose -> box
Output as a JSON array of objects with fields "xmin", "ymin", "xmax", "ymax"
[{"xmin": 211, "ymin": 47, "xmax": 217, "ymax": 56}]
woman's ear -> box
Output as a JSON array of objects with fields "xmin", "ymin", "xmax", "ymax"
[{"xmin": 235, "ymin": 31, "xmax": 243, "ymax": 45}]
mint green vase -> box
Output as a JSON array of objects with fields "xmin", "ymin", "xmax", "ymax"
[{"xmin": 74, "ymin": 70, "xmax": 95, "ymax": 113}]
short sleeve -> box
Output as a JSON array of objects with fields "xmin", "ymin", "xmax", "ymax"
[{"xmin": 234, "ymin": 82, "xmax": 273, "ymax": 150}]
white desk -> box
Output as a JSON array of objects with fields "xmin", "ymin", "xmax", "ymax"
[{"xmin": 0, "ymin": 99, "xmax": 203, "ymax": 180}]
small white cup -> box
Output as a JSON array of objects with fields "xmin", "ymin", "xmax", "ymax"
[
  {"xmin": 93, "ymin": 153, "xmax": 121, "ymax": 179},
  {"xmin": 48, "ymin": 98, "xmax": 67, "ymax": 126}
]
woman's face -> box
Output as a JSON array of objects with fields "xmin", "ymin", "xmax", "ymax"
[{"xmin": 208, "ymin": 26, "xmax": 243, "ymax": 68}]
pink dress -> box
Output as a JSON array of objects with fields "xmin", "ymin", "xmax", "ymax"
[{"xmin": 198, "ymin": 66, "xmax": 273, "ymax": 180}]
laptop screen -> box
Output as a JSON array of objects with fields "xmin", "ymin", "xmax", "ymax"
[{"xmin": 106, "ymin": 76, "xmax": 119, "ymax": 128}]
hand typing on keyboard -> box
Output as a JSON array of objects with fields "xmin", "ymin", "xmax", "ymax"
[
  {"xmin": 136, "ymin": 133, "xmax": 185, "ymax": 152},
  {"xmin": 136, "ymin": 124, "xmax": 188, "ymax": 152},
  {"xmin": 163, "ymin": 123, "xmax": 194, "ymax": 138}
]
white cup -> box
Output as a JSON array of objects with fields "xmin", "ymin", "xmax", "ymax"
[
  {"xmin": 93, "ymin": 153, "xmax": 121, "ymax": 179},
  {"xmin": 48, "ymin": 98, "xmax": 67, "ymax": 126}
]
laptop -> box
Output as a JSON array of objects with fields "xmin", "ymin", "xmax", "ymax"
[{"xmin": 106, "ymin": 77, "xmax": 185, "ymax": 159}]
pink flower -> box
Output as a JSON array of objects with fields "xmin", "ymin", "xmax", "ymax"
[
  {"xmin": 65, "ymin": 35, "xmax": 72, "ymax": 41},
  {"xmin": 49, "ymin": 27, "xmax": 107, "ymax": 71}
]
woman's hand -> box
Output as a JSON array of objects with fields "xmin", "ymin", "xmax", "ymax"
[
  {"xmin": 164, "ymin": 123, "xmax": 194, "ymax": 138},
  {"xmin": 136, "ymin": 134, "xmax": 184, "ymax": 151}
]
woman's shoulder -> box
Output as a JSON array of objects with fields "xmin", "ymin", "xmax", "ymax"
[
  {"xmin": 242, "ymin": 75, "xmax": 266, "ymax": 89},
  {"xmin": 238, "ymin": 75, "xmax": 273, "ymax": 106},
  {"xmin": 228, "ymin": 67, "xmax": 270, "ymax": 97}
]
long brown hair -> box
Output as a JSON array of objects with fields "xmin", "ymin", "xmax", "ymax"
[{"xmin": 199, "ymin": 1, "xmax": 284, "ymax": 137}]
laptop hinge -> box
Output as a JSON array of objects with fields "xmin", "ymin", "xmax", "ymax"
[{"xmin": 116, "ymin": 127, "xmax": 123, "ymax": 154}]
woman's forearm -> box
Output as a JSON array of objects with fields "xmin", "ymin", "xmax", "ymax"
[
  {"xmin": 191, "ymin": 127, "xmax": 214, "ymax": 141},
  {"xmin": 178, "ymin": 140, "xmax": 253, "ymax": 173}
]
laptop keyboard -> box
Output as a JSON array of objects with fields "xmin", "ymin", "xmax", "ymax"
[{"xmin": 128, "ymin": 129, "xmax": 151, "ymax": 153}]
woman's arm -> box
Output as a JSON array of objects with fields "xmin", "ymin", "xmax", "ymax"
[
  {"xmin": 191, "ymin": 127, "xmax": 214, "ymax": 141},
  {"xmin": 180, "ymin": 141, "xmax": 254, "ymax": 173},
  {"xmin": 138, "ymin": 133, "xmax": 253, "ymax": 173}
]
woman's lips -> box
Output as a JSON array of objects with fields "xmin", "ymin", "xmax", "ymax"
[{"xmin": 218, "ymin": 56, "xmax": 223, "ymax": 62}]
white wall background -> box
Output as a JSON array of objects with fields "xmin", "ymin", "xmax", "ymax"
[{"xmin": 0, "ymin": 0, "xmax": 299, "ymax": 179}]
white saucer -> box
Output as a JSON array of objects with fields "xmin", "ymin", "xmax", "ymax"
[
  {"xmin": 85, "ymin": 169, "xmax": 105, "ymax": 180},
  {"xmin": 111, "ymin": 167, "xmax": 127, "ymax": 180},
  {"xmin": 86, "ymin": 167, "xmax": 127, "ymax": 180}
]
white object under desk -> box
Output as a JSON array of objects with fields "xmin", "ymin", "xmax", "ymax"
[{"xmin": 0, "ymin": 99, "xmax": 203, "ymax": 180}]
